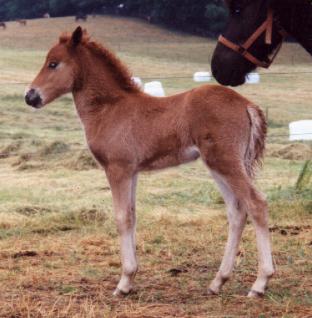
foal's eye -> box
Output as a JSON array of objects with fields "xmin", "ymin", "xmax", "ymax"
[{"xmin": 48, "ymin": 62, "xmax": 59, "ymax": 69}]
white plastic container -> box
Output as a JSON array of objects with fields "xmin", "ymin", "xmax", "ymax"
[
  {"xmin": 289, "ymin": 120, "xmax": 312, "ymax": 141},
  {"xmin": 132, "ymin": 76, "xmax": 143, "ymax": 88},
  {"xmin": 193, "ymin": 72, "xmax": 211, "ymax": 82},
  {"xmin": 144, "ymin": 81, "xmax": 165, "ymax": 97},
  {"xmin": 245, "ymin": 72, "xmax": 260, "ymax": 84}
]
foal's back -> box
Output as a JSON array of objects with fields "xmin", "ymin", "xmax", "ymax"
[
  {"xmin": 131, "ymin": 84, "xmax": 251, "ymax": 147},
  {"xmin": 99, "ymin": 84, "xmax": 253, "ymax": 172}
]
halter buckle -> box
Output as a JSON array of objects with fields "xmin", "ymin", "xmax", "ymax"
[{"xmin": 238, "ymin": 46, "xmax": 247, "ymax": 55}]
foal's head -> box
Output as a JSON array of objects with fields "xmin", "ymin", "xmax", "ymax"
[
  {"xmin": 211, "ymin": 0, "xmax": 283, "ymax": 86},
  {"xmin": 25, "ymin": 27, "xmax": 85, "ymax": 108}
]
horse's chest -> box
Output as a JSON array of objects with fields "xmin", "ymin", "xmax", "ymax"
[{"xmin": 86, "ymin": 127, "xmax": 135, "ymax": 167}]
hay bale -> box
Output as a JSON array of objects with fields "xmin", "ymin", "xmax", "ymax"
[
  {"xmin": 289, "ymin": 120, "xmax": 312, "ymax": 141},
  {"xmin": 132, "ymin": 76, "xmax": 143, "ymax": 88},
  {"xmin": 245, "ymin": 72, "xmax": 260, "ymax": 84},
  {"xmin": 193, "ymin": 71, "xmax": 211, "ymax": 82},
  {"xmin": 144, "ymin": 81, "xmax": 165, "ymax": 97},
  {"xmin": 266, "ymin": 143, "xmax": 312, "ymax": 160}
]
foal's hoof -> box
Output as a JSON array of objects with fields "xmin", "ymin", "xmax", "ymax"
[
  {"xmin": 113, "ymin": 288, "xmax": 131, "ymax": 297},
  {"xmin": 206, "ymin": 288, "xmax": 219, "ymax": 296},
  {"xmin": 247, "ymin": 290, "xmax": 264, "ymax": 298}
]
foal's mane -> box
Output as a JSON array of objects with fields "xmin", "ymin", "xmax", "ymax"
[{"xmin": 59, "ymin": 33, "xmax": 140, "ymax": 93}]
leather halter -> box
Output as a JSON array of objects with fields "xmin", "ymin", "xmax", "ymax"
[{"xmin": 218, "ymin": 9, "xmax": 287, "ymax": 68}]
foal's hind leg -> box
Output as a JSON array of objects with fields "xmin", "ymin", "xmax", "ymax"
[
  {"xmin": 204, "ymin": 159, "xmax": 274, "ymax": 296},
  {"xmin": 247, "ymin": 188, "xmax": 275, "ymax": 297},
  {"xmin": 207, "ymin": 170, "xmax": 247, "ymax": 295},
  {"xmin": 221, "ymin": 170, "xmax": 274, "ymax": 296}
]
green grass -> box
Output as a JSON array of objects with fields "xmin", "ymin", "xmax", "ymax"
[{"xmin": 0, "ymin": 15, "xmax": 311, "ymax": 318}]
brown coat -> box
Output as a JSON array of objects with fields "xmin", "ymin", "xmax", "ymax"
[{"xmin": 26, "ymin": 27, "xmax": 273, "ymax": 297}]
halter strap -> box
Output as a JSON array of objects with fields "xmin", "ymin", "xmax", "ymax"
[{"xmin": 218, "ymin": 9, "xmax": 287, "ymax": 69}]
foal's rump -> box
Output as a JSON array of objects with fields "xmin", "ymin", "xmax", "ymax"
[{"xmin": 187, "ymin": 85, "xmax": 267, "ymax": 177}]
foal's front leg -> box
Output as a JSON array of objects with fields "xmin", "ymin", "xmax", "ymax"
[{"xmin": 106, "ymin": 166, "xmax": 138, "ymax": 296}]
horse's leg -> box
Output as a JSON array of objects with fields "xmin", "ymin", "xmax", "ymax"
[
  {"xmin": 105, "ymin": 166, "xmax": 138, "ymax": 296},
  {"xmin": 222, "ymin": 177, "xmax": 274, "ymax": 297},
  {"xmin": 130, "ymin": 174, "xmax": 138, "ymax": 258},
  {"xmin": 207, "ymin": 170, "xmax": 247, "ymax": 295},
  {"xmin": 202, "ymin": 149, "xmax": 274, "ymax": 296},
  {"xmin": 247, "ymin": 188, "xmax": 274, "ymax": 297}
]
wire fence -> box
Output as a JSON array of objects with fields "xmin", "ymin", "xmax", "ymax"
[
  {"xmin": 1, "ymin": 70, "xmax": 312, "ymax": 85},
  {"xmin": 268, "ymin": 133, "xmax": 312, "ymax": 139},
  {"xmin": 0, "ymin": 71, "xmax": 311, "ymax": 162}
]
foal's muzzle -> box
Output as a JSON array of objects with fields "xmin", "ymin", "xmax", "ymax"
[{"xmin": 25, "ymin": 89, "xmax": 43, "ymax": 108}]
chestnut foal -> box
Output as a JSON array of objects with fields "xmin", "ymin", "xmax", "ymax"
[{"xmin": 25, "ymin": 27, "xmax": 274, "ymax": 297}]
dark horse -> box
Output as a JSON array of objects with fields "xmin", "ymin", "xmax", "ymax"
[
  {"xmin": 0, "ymin": 22, "xmax": 6, "ymax": 29},
  {"xmin": 212, "ymin": 0, "xmax": 312, "ymax": 86},
  {"xmin": 75, "ymin": 14, "xmax": 87, "ymax": 22}
]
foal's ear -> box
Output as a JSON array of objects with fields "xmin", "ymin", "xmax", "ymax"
[{"xmin": 71, "ymin": 26, "xmax": 83, "ymax": 47}]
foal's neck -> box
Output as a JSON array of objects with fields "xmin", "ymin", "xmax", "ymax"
[
  {"xmin": 72, "ymin": 45, "xmax": 139, "ymax": 118},
  {"xmin": 273, "ymin": 0, "xmax": 312, "ymax": 55},
  {"xmin": 73, "ymin": 54, "xmax": 123, "ymax": 114}
]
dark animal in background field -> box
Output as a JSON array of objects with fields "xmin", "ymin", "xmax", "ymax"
[
  {"xmin": 75, "ymin": 14, "xmax": 87, "ymax": 22},
  {"xmin": 25, "ymin": 27, "xmax": 274, "ymax": 298},
  {"xmin": 115, "ymin": 3, "xmax": 127, "ymax": 15},
  {"xmin": 17, "ymin": 19, "xmax": 27, "ymax": 26},
  {"xmin": 212, "ymin": 0, "xmax": 312, "ymax": 86},
  {"xmin": 145, "ymin": 15, "xmax": 152, "ymax": 23},
  {"xmin": 0, "ymin": 22, "xmax": 6, "ymax": 29}
]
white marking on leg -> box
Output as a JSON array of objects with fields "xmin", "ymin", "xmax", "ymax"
[
  {"xmin": 249, "ymin": 218, "xmax": 274, "ymax": 296},
  {"xmin": 115, "ymin": 229, "xmax": 138, "ymax": 294},
  {"xmin": 107, "ymin": 172, "xmax": 138, "ymax": 295},
  {"xmin": 115, "ymin": 174, "xmax": 139, "ymax": 294},
  {"xmin": 208, "ymin": 170, "xmax": 247, "ymax": 294}
]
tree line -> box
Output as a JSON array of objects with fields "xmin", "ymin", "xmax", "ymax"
[{"xmin": 0, "ymin": 0, "xmax": 228, "ymax": 37}]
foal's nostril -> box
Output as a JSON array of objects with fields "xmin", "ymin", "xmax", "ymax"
[
  {"xmin": 25, "ymin": 89, "xmax": 34, "ymax": 104},
  {"xmin": 25, "ymin": 89, "xmax": 42, "ymax": 108}
]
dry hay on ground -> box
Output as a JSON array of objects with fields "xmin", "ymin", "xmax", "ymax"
[
  {"xmin": 8, "ymin": 142, "xmax": 312, "ymax": 171},
  {"xmin": 2, "ymin": 140, "xmax": 98, "ymax": 171},
  {"xmin": 266, "ymin": 143, "xmax": 312, "ymax": 160},
  {"xmin": 66, "ymin": 149, "xmax": 99, "ymax": 170},
  {"xmin": 0, "ymin": 215, "xmax": 311, "ymax": 318}
]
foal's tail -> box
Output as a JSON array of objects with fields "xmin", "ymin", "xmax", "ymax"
[{"xmin": 244, "ymin": 105, "xmax": 267, "ymax": 178}]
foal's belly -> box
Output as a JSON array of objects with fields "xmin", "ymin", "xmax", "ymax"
[{"xmin": 139, "ymin": 145, "xmax": 200, "ymax": 172}]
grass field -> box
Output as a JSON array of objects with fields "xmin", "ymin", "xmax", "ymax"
[{"xmin": 0, "ymin": 16, "xmax": 311, "ymax": 317}]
